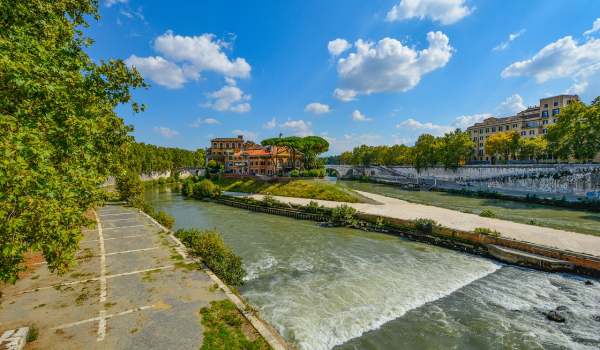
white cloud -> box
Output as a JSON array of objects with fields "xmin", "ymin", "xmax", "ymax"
[
  {"xmin": 320, "ymin": 132, "xmax": 329, "ymax": 136},
  {"xmin": 154, "ymin": 31, "xmax": 251, "ymax": 78},
  {"xmin": 125, "ymin": 55, "xmax": 191, "ymax": 89},
  {"xmin": 231, "ymin": 130, "xmax": 259, "ymax": 141},
  {"xmin": 334, "ymin": 32, "xmax": 453, "ymax": 97},
  {"xmin": 279, "ymin": 120, "xmax": 312, "ymax": 131},
  {"xmin": 328, "ymin": 39, "xmax": 352, "ymax": 57},
  {"xmin": 295, "ymin": 131, "xmax": 315, "ymax": 137},
  {"xmin": 263, "ymin": 118, "xmax": 277, "ymax": 129},
  {"xmin": 450, "ymin": 114, "xmax": 490, "ymax": 128},
  {"xmin": 494, "ymin": 29, "xmax": 526, "ymax": 51},
  {"xmin": 584, "ymin": 18, "xmax": 600, "ymax": 36},
  {"xmin": 105, "ymin": 0, "xmax": 127, "ymax": 8},
  {"xmin": 304, "ymin": 103, "xmax": 331, "ymax": 114},
  {"xmin": 153, "ymin": 126, "xmax": 180, "ymax": 138},
  {"xmin": 385, "ymin": 0, "xmax": 473, "ymax": 25},
  {"xmin": 189, "ymin": 118, "xmax": 220, "ymax": 127},
  {"xmin": 492, "ymin": 94, "xmax": 526, "ymax": 118},
  {"xmin": 565, "ymin": 82, "xmax": 588, "ymax": 94},
  {"xmin": 396, "ymin": 119, "xmax": 454, "ymax": 136},
  {"xmin": 333, "ymin": 88, "xmax": 358, "ymax": 101},
  {"xmin": 126, "ymin": 31, "xmax": 251, "ymax": 89},
  {"xmin": 119, "ymin": 8, "xmax": 134, "ymax": 18},
  {"xmin": 206, "ymin": 133, "xmax": 214, "ymax": 138},
  {"xmin": 349, "ymin": 110, "xmax": 372, "ymax": 121},
  {"xmin": 501, "ymin": 36, "xmax": 600, "ymax": 83},
  {"xmin": 117, "ymin": 18, "xmax": 122, "ymax": 25},
  {"xmin": 201, "ymin": 78, "xmax": 251, "ymax": 113}
]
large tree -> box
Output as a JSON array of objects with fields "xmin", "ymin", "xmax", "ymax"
[
  {"xmin": 1, "ymin": 0, "xmax": 147, "ymax": 287},
  {"xmin": 483, "ymin": 131, "xmax": 520, "ymax": 163},
  {"xmin": 546, "ymin": 97, "xmax": 600, "ymax": 162},
  {"xmin": 438, "ymin": 128, "xmax": 475, "ymax": 170},
  {"xmin": 411, "ymin": 134, "xmax": 439, "ymax": 173},
  {"xmin": 518, "ymin": 137, "xmax": 548, "ymax": 163}
]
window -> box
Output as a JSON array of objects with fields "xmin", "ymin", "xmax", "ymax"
[
  {"xmin": 218, "ymin": 152, "xmax": 221, "ymax": 155},
  {"xmin": 554, "ymin": 102, "xmax": 558, "ymax": 107},
  {"xmin": 278, "ymin": 160, "xmax": 282, "ymax": 167},
  {"xmin": 219, "ymin": 143, "xmax": 223, "ymax": 149},
  {"xmin": 525, "ymin": 123, "xmax": 531, "ymax": 127},
  {"xmin": 542, "ymin": 129, "xmax": 547, "ymax": 134},
  {"xmin": 225, "ymin": 143, "xmax": 229, "ymax": 148},
  {"xmin": 260, "ymin": 161, "xmax": 265, "ymax": 166},
  {"xmin": 567, "ymin": 99, "xmax": 571, "ymax": 105},
  {"xmin": 513, "ymin": 124, "xmax": 517, "ymax": 128},
  {"xmin": 480, "ymin": 136, "xmax": 483, "ymax": 140},
  {"xmin": 553, "ymin": 108, "xmax": 560, "ymax": 116},
  {"xmin": 542, "ymin": 119, "xmax": 548, "ymax": 125},
  {"xmin": 492, "ymin": 127, "xmax": 496, "ymax": 132},
  {"xmin": 532, "ymin": 122, "xmax": 538, "ymax": 126},
  {"xmin": 486, "ymin": 136, "xmax": 489, "ymax": 139},
  {"xmin": 287, "ymin": 160, "xmax": 291, "ymax": 167},
  {"xmin": 260, "ymin": 169, "xmax": 265, "ymax": 174},
  {"xmin": 296, "ymin": 160, "xmax": 300, "ymax": 168},
  {"xmin": 485, "ymin": 128, "xmax": 489, "ymax": 133},
  {"xmin": 553, "ymin": 118, "xmax": 558, "ymax": 123},
  {"xmin": 473, "ymin": 137, "xmax": 477, "ymax": 142},
  {"xmin": 498, "ymin": 126, "xmax": 503, "ymax": 131},
  {"xmin": 479, "ymin": 150, "xmax": 484, "ymax": 155},
  {"xmin": 544, "ymin": 103, "xmax": 548, "ymax": 108},
  {"xmin": 267, "ymin": 161, "xmax": 271, "ymax": 166},
  {"xmin": 542, "ymin": 110, "xmax": 548, "ymax": 117},
  {"xmin": 474, "ymin": 130, "xmax": 477, "ymax": 133},
  {"xmin": 521, "ymin": 131, "xmax": 526, "ymax": 136},
  {"xmin": 213, "ymin": 143, "xmax": 217, "ymax": 147},
  {"xmin": 480, "ymin": 143, "xmax": 483, "ymax": 147},
  {"xmin": 480, "ymin": 129, "xmax": 483, "ymax": 133},
  {"xmin": 238, "ymin": 142, "xmax": 242, "ymax": 148},
  {"xmin": 529, "ymin": 130, "xmax": 535, "ymax": 135}
]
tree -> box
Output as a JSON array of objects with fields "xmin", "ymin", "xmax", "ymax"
[
  {"xmin": 115, "ymin": 172, "xmax": 146, "ymax": 207},
  {"xmin": 383, "ymin": 144, "xmax": 410, "ymax": 166},
  {"xmin": 339, "ymin": 151, "xmax": 353, "ymax": 165},
  {"xmin": 1, "ymin": 0, "xmax": 147, "ymax": 287},
  {"xmin": 438, "ymin": 128, "xmax": 474, "ymax": 170},
  {"xmin": 546, "ymin": 97, "xmax": 600, "ymax": 162},
  {"xmin": 518, "ymin": 137, "xmax": 548, "ymax": 163},
  {"xmin": 351, "ymin": 145, "xmax": 379, "ymax": 170},
  {"xmin": 483, "ymin": 131, "xmax": 520, "ymax": 163},
  {"xmin": 411, "ymin": 134, "xmax": 439, "ymax": 173}
]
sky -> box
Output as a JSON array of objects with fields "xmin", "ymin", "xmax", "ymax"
[{"xmin": 84, "ymin": 0, "xmax": 600, "ymax": 155}]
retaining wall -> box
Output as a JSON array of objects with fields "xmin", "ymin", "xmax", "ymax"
[{"xmin": 102, "ymin": 167, "xmax": 205, "ymax": 187}]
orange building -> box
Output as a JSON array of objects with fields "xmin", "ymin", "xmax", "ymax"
[{"xmin": 231, "ymin": 146, "xmax": 303, "ymax": 176}]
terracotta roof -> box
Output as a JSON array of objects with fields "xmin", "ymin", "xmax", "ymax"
[
  {"xmin": 210, "ymin": 137, "xmax": 244, "ymax": 142},
  {"xmin": 233, "ymin": 147, "xmax": 291, "ymax": 157}
]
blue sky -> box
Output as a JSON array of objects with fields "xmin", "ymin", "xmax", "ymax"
[{"xmin": 84, "ymin": 0, "xmax": 600, "ymax": 155}]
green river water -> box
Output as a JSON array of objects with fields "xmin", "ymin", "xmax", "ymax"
[{"xmin": 146, "ymin": 184, "xmax": 600, "ymax": 350}]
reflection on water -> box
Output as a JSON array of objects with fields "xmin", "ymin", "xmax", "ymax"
[
  {"xmin": 146, "ymin": 184, "xmax": 600, "ymax": 350},
  {"xmin": 336, "ymin": 179, "xmax": 600, "ymax": 236}
]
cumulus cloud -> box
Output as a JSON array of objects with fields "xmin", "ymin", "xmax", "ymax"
[
  {"xmin": 126, "ymin": 30, "xmax": 251, "ymax": 89},
  {"xmin": 188, "ymin": 118, "xmax": 220, "ymax": 127},
  {"xmin": 501, "ymin": 36, "xmax": 600, "ymax": 83},
  {"xmin": 105, "ymin": 0, "xmax": 127, "ymax": 8},
  {"xmin": 263, "ymin": 118, "xmax": 277, "ymax": 129},
  {"xmin": 492, "ymin": 94, "xmax": 526, "ymax": 118},
  {"xmin": 396, "ymin": 119, "xmax": 454, "ymax": 136},
  {"xmin": 279, "ymin": 120, "xmax": 312, "ymax": 131},
  {"xmin": 333, "ymin": 88, "xmax": 358, "ymax": 101},
  {"xmin": 349, "ymin": 110, "xmax": 372, "ymax": 121},
  {"xmin": 385, "ymin": 0, "xmax": 473, "ymax": 25},
  {"xmin": 153, "ymin": 126, "xmax": 180, "ymax": 138},
  {"xmin": 206, "ymin": 133, "xmax": 214, "ymax": 138},
  {"xmin": 450, "ymin": 114, "xmax": 490, "ymax": 128},
  {"xmin": 493, "ymin": 29, "xmax": 526, "ymax": 51},
  {"xmin": 304, "ymin": 103, "xmax": 331, "ymax": 114},
  {"xmin": 231, "ymin": 130, "xmax": 259, "ymax": 141},
  {"xmin": 328, "ymin": 39, "xmax": 352, "ymax": 57},
  {"xmin": 584, "ymin": 18, "xmax": 600, "ymax": 36},
  {"xmin": 201, "ymin": 78, "xmax": 251, "ymax": 113},
  {"xmin": 334, "ymin": 32, "xmax": 453, "ymax": 98}
]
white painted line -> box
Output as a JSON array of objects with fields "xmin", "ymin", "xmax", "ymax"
[
  {"xmin": 101, "ymin": 225, "xmax": 148, "ymax": 230},
  {"xmin": 105, "ymin": 247, "xmax": 159, "ymax": 256},
  {"xmin": 97, "ymin": 310, "xmax": 107, "ymax": 342},
  {"xmin": 20, "ymin": 266, "xmax": 174, "ymax": 293},
  {"xmin": 100, "ymin": 218, "xmax": 144, "ymax": 223},
  {"xmin": 50, "ymin": 315, "xmax": 105, "ymax": 330},
  {"xmin": 32, "ymin": 261, "xmax": 48, "ymax": 265},
  {"xmin": 81, "ymin": 235, "xmax": 145, "ymax": 243},
  {"xmin": 98, "ymin": 213, "xmax": 137, "ymax": 217},
  {"xmin": 93, "ymin": 209, "xmax": 108, "ymax": 342},
  {"xmin": 50, "ymin": 305, "xmax": 155, "ymax": 331}
]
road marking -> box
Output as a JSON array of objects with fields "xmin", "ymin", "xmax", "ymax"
[
  {"xmin": 100, "ymin": 218, "xmax": 144, "ymax": 222},
  {"xmin": 50, "ymin": 305, "xmax": 155, "ymax": 331},
  {"xmin": 81, "ymin": 234, "xmax": 145, "ymax": 243},
  {"xmin": 98, "ymin": 213, "xmax": 137, "ymax": 217},
  {"xmin": 20, "ymin": 266, "xmax": 175, "ymax": 294},
  {"xmin": 93, "ymin": 209, "xmax": 108, "ymax": 342},
  {"xmin": 97, "ymin": 310, "xmax": 107, "ymax": 342},
  {"xmin": 101, "ymin": 225, "xmax": 149, "ymax": 230},
  {"xmin": 105, "ymin": 247, "xmax": 159, "ymax": 256}
]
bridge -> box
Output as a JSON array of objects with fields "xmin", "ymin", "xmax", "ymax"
[
  {"xmin": 176, "ymin": 166, "xmax": 206, "ymax": 178},
  {"xmin": 324, "ymin": 165, "xmax": 410, "ymax": 179}
]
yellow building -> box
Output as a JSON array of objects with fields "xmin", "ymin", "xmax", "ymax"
[{"xmin": 466, "ymin": 94, "xmax": 579, "ymax": 163}]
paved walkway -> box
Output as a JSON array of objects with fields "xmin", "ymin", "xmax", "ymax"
[
  {"xmin": 1, "ymin": 203, "xmax": 225, "ymax": 349},
  {"xmin": 225, "ymin": 191, "xmax": 600, "ymax": 257}
]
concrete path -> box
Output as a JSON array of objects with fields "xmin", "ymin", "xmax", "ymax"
[
  {"xmin": 1, "ymin": 203, "xmax": 225, "ymax": 350},
  {"xmin": 225, "ymin": 191, "xmax": 600, "ymax": 257}
]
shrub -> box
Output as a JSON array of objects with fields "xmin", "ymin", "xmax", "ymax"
[
  {"xmin": 140, "ymin": 202, "xmax": 154, "ymax": 215},
  {"xmin": 479, "ymin": 210, "xmax": 497, "ymax": 218},
  {"xmin": 151, "ymin": 210, "xmax": 175, "ymax": 229},
  {"xmin": 157, "ymin": 177, "xmax": 166, "ymax": 185},
  {"xmin": 290, "ymin": 169, "xmax": 300, "ymax": 177},
  {"xmin": 192, "ymin": 179, "xmax": 221, "ymax": 199},
  {"xmin": 331, "ymin": 204, "xmax": 356, "ymax": 227},
  {"xmin": 115, "ymin": 171, "xmax": 145, "ymax": 206},
  {"xmin": 26, "ymin": 324, "xmax": 39, "ymax": 342},
  {"xmin": 166, "ymin": 176, "xmax": 174, "ymax": 183},
  {"xmin": 375, "ymin": 216, "xmax": 386, "ymax": 230},
  {"xmin": 414, "ymin": 218, "xmax": 437, "ymax": 233},
  {"xmin": 261, "ymin": 194, "xmax": 282, "ymax": 207},
  {"xmin": 318, "ymin": 169, "xmax": 327, "ymax": 177},
  {"xmin": 300, "ymin": 170, "xmax": 309, "ymax": 177},
  {"xmin": 182, "ymin": 183, "xmax": 193, "ymax": 197},
  {"xmin": 526, "ymin": 219, "xmax": 543, "ymax": 227},
  {"xmin": 308, "ymin": 169, "xmax": 319, "ymax": 177},
  {"xmin": 474, "ymin": 227, "xmax": 501, "ymax": 237},
  {"xmin": 173, "ymin": 171, "xmax": 181, "ymax": 182},
  {"xmin": 461, "ymin": 209, "xmax": 473, "ymax": 214},
  {"xmin": 174, "ymin": 228, "xmax": 247, "ymax": 286},
  {"xmin": 306, "ymin": 200, "xmax": 319, "ymax": 213}
]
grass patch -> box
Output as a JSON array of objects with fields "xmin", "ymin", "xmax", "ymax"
[
  {"xmin": 30, "ymin": 275, "xmax": 40, "ymax": 280},
  {"xmin": 213, "ymin": 179, "xmax": 361, "ymax": 203},
  {"xmin": 27, "ymin": 324, "xmax": 39, "ymax": 342},
  {"xmin": 104, "ymin": 302, "xmax": 117, "ymax": 308},
  {"xmin": 129, "ymin": 328, "xmax": 138, "ymax": 334},
  {"xmin": 200, "ymin": 299, "xmax": 270, "ymax": 350},
  {"xmin": 141, "ymin": 269, "xmax": 163, "ymax": 282},
  {"xmin": 175, "ymin": 261, "xmax": 199, "ymax": 272},
  {"xmin": 171, "ymin": 254, "xmax": 184, "ymax": 260}
]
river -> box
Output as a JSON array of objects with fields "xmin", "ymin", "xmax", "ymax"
[{"xmin": 146, "ymin": 184, "xmax": 600, "ymax": 350}]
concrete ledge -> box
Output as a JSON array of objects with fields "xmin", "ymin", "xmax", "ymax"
[
  {"xmin": 488, "ymin": 244, "xmax": 575, "ymax": 271},
  {"xmin": 0, "ymin": 327, "xmax": 29, "ymax": 350}
]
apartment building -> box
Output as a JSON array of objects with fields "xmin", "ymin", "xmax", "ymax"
[
  {"xmin": 466, "ymin": 94, "xmax": 577, "ymax": 162},
  {"xmin": 205, "ymin": 135, "xmax": 261, "ymax": 170}
]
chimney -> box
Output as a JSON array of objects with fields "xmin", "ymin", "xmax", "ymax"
[{"xmin": 238, "ymin": 135, "xmax": 243, "ymax": 139}]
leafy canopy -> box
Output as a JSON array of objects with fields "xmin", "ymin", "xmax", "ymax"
[{"xmin": 0, "ymin": 0, "xmax": 146, "ymax": 286}]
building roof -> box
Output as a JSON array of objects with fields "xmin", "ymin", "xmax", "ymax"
[
  {"xmin": 233, "ymin": 146, "xmax": 296, "ymax": 157},
  {"xmin": 210, "ymin": 137, "xmax": 244, "ymax": 142}
]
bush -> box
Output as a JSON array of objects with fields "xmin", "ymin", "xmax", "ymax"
[
  {"xmin": 115, "ymin": 171, "xmax": 145, "ymax": 207},
  {"xmin": 261, "ymin": 194, "xmax": 282, "ymax": 207},
  {"xmin": 166, "ymin": 176, "xmax": 174, "ymax": 183},
  {"xmin": 173, "ymin": 170, "xmax": 181, "ymax": 182},
  {"xmin": 479, "ymin": 210, "xmax": 497, "ymax": 218},
  {"xmin": 192, "ymin": 179, "xmax": 221, "ymax": 199},
  {"xmin": 414, "ymin": 218, "xmax": 437, "ymax": 233},
  {"xmin": 157, "ymin": 177, "xmax": 166, "ymax": 185},
  {"xmin": 174, "ymin": 228, "xmax": 247, "ymax": 286},
  {"xmin": 151, "ymin": 210, "xmax": 175, "ymax": 229},
  {"xmin": 306, "ymin": 200, "xmax": 319, "ymax": 213},
  {"xmin": 182, "ymin": 183, "xmax": 194, "ymax": 197},
  {"xmin": 331, "ymin": 204, "xmax": 356, "ymax": 227},
  {"xmin": 27, "ymin": 324, "xmax": 39, "ymax": 342},
  {"xmin": 474, "ymin": 227, "xmax": 501, "ymax": 237},
  {"xmin": 300, "ymin": 170, "xmax": 309, "ymax": 177},
  {"xmin": 375, "ymin": 216, "xmax": 386, "ymax": 230},
  {"xmin": 308, "ymin": 169, "xmax": 319, "ymax": 177},
  {"xmin": 290, "ymin": 169, "xmax": 300, "ymax": 177}
]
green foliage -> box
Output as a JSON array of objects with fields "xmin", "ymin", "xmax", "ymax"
[
  {"xmin": 181, "ymin": 178, "xmax": 194, "ymax": 196},
  {"xmin": 26, "ymin": 323, "xmax": 39, "ymax": 342},
  {"xmin": 192, "ymin": 180, "xmax": 221, "ymax": 199},
  {"xmin": 412, "ymin": 134, "xmax": 439, "ymax": 173},
  {"xmin": 306, "ymin": 200, "xmax": 319, "ymax": 213},
  {"xmin": 157, "ymin": 177, "xmax": 166, "ymax": 185},
  {"xmin": 175, "ymin": 228, "xmax": 247, "ymax": 286},
  {"xmin": 207, "ymin": 160, "xmax": 218, "ymax": 169},
  {"xmin": 474, "ymin": 227, "xmax": 501, "ymax": 237},
  {"xmin": 437, "ymin": 128, "xmax": 475, "ymax": 171},
  {"xmin": 300, "ymin": 170, "xmax": 309, "ymax": 177},
  {"xmin": 331, "ymin": 204, "xmax": 357, "ymax": 227},
  {"xmin": 120, "ymin": 142, "xmax": 205, "ymax": 173},
  {"xmin": 290, "ymin": 169, "xmax": 300, "ymax": 177},
  {"xmin": 151, "ymin": 210, "xmax": 175, "ymax": 229},
  {"xmin": 199, "ymin": 300, "xmax": 269, "ymax": 350},
  {"xmin": 0, "ymin": 0, "xmax": 153, "ymax": 285},
  {"xmin": 260, "ymin": 194, "xmax": 282, "ymax": 207},
  {"xmin": 479, "ymin": 210, "xmax": 497, "ymax": 218},
  {"xmin": 375, "ymin": 216, "xmax": 386, "ymax": 230},
  {"xmin": 115, "ymin": 172, "xmax": 146, "ymax": 207},
  {"xmin": 484, "ymin": 131, "xmax": 520, "ymax": 163},
  {"xmin": 413, "ymin": 218, "xmax": 437, "ymax": 233},
  {"xmin": 517, "ymin": 137, "xmax": 548, "ymax": 162},
  {"xmin": 526, "ymin": 219, "xmax": 544, "ymax": 227},
  {"xmin": 173, "ymin": 171, "xmax": 180, "ymax": 182}
]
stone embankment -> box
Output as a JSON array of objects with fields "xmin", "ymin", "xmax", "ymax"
[{"xmin": 102, "ymin": 167, "xmax": 205, "ymax": 187}]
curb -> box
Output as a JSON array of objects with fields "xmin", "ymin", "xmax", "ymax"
[{"xmin": 0, "ymin": 327, "xmax": 29, "ymax": 350}]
